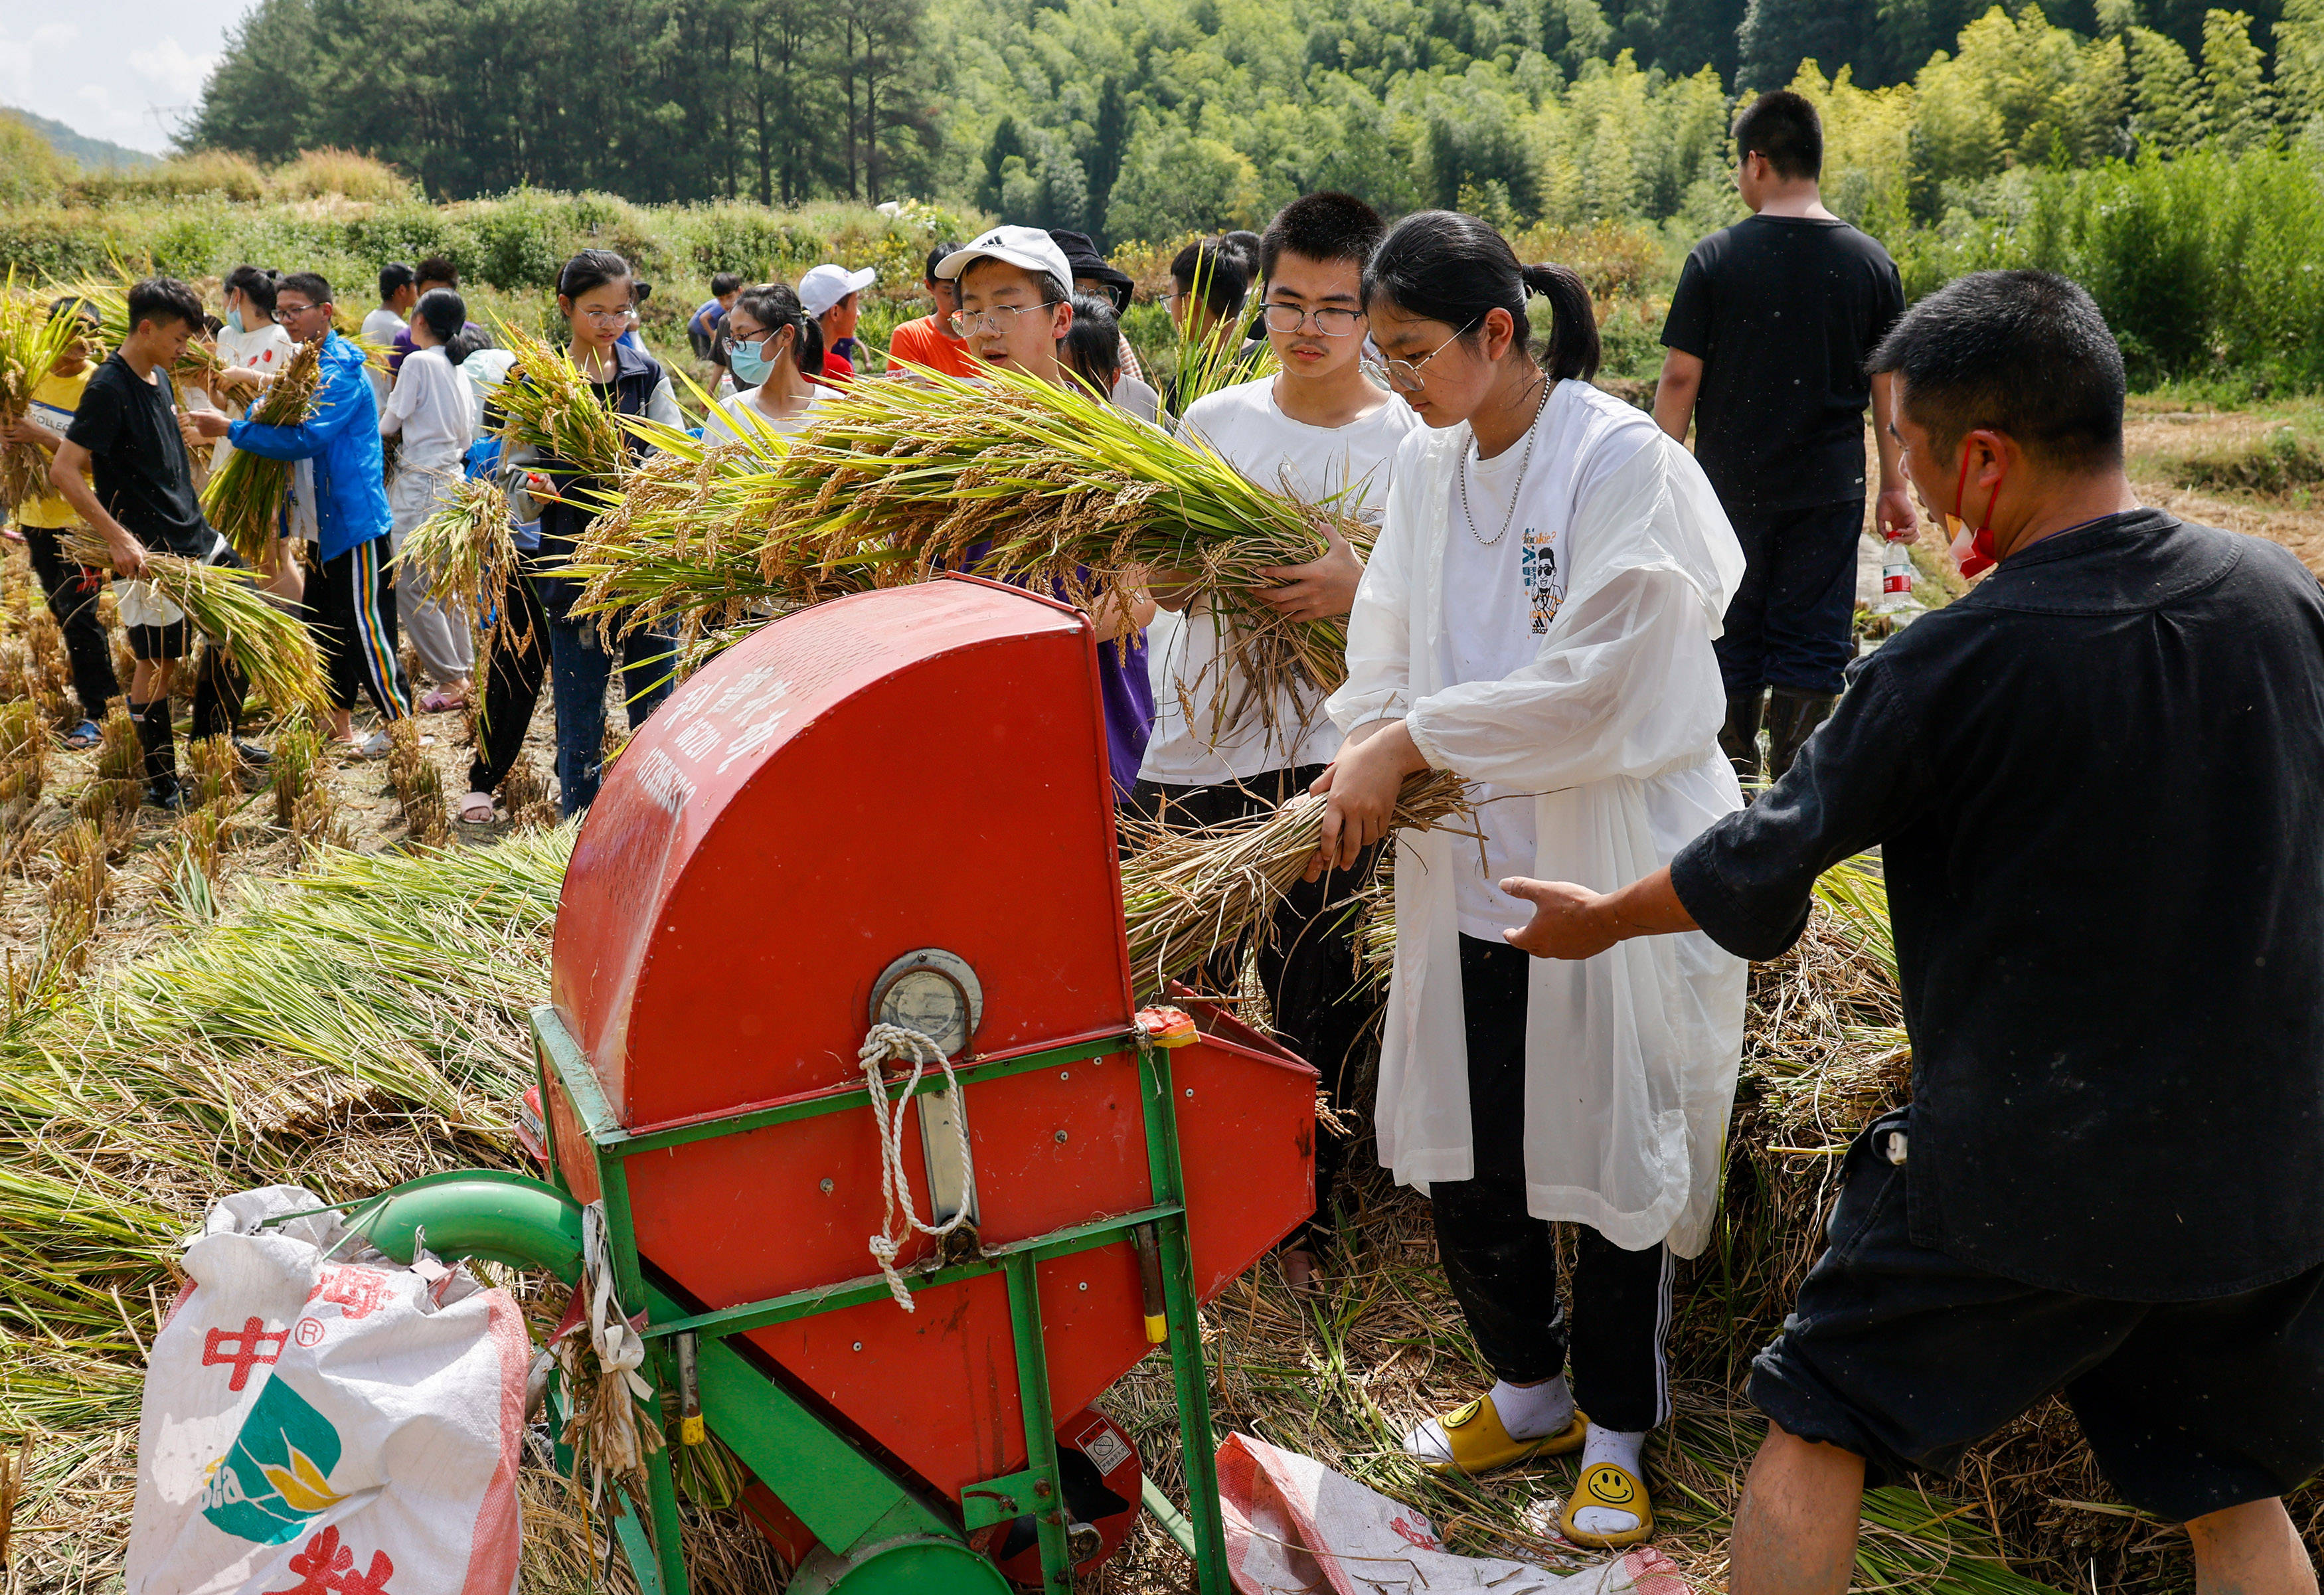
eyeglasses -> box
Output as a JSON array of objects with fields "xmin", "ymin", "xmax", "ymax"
[
  {"xmin": 275, "ymin": 301, "xmax": 321, "ymax": 317},
  {"xmin": 1380, "ymin": 319, "xmax": 1479, "ymax": 392},
  {"xmin": 948, "ymin": 301, "xmax": 1057, "ymax": 338},
  {"xmin": 575, "ymin": 306, "xmax": 633, "ymax": 325},
  {"xmin": 1262, "ymin": 303, "xmax": 1363, "ymax": 337}
]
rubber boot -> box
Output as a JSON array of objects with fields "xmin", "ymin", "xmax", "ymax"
[
  {"xmin": 1764, "ymin": 687, "xmax": 1837, "ymax": 783},
  {"xmin": 132, "ymin": 698, "xmax": 182, "ymax": 809},
  {"xmin": 1719, "ymin": 688, "xmax": 1766, "ymax": 786}
]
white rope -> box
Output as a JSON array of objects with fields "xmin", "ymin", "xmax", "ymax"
[{"xmin": 859, "ymin": 1022, "xmax": 977, "ymax": 1311}]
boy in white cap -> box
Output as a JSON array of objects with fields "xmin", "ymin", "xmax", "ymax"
[{"xmin": 798, "ymin": 263, "xmax": 876, "ymax": 384}]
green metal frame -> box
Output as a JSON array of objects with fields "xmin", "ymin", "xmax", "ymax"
[{"xmin": 527, "ymin": 1005, "xmax": 1233, "ymax": 1595}]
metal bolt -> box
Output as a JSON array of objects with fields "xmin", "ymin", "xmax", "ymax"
[
  {"xmin": 1078, "ymin": 1280, "xmax": 1088, "ymax": 1291},
  {"xmin": 852, "ymin": 1341, "xmax": 863, "ymax": 1352},
  {"xmin": 1054, "ymin": 1129, "xmax": 1068, "ymax": 1143},
  {"xmin": 1035, "ymin": 1479, "xmax": 1054, "ymax": 1498},
  {"xmin": 1185, "ymin": 1088, "xmax": 1194, "ymax": 1097},
  {"xmin": 820, "ymin": 1178, "xmax": 834, "ymax": 1193},
  {"xmin": 1059, "ymin": 1069, "xmax": 1070, "ymax": 1080}
]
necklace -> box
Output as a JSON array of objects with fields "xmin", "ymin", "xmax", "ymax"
[{"xmin": 1459, "ymin": 375, "xmax": 1553, "ymax": 547}]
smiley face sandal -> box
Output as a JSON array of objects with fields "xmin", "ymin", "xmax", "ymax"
[
  {"xmin": 1405, "ymin": 1393, "xmax": 1589, "ymax": 1476},
  {"xmin": 1557, "ymin": 1458, "xmax": 1655, "ymax": 1548}
]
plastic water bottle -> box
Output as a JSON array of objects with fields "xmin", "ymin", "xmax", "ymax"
[{"xmin": 1876, "ymin": 533, "xmax": 1920, "ymax": 616}]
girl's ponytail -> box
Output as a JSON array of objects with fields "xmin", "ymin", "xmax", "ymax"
[{"xmin": 1520, "ymin": 263, "xmax": 1599, "ymax": 381}]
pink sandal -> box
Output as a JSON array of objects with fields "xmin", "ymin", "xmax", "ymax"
[
  {"xmin": 419, "ymin": 689, "xmax": 471, "ymax": 714},
  {"xmin": 458, "ymin": 792, "xmax": 498, "ymax": 825}
]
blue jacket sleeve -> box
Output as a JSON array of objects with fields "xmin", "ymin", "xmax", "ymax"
[{"xmin": 226, "ymin": 347, "xmax": 367, "ymax": 462}]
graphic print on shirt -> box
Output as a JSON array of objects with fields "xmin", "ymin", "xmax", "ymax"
[{"xmin": 1523, "ymin": 524, "xmax": 1565, "ymax": 633}]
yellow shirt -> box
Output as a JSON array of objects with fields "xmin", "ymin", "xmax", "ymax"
[{"xmin": 17, "ymin": 365, "xmax": 92, "ymax": 530}]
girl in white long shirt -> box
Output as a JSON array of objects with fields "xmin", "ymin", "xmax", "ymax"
[
  {"xmin": 380, "ymin": 289, "xmax": 479, "ymax": 711},
  {"xmin": 1307, "ymin": 212, "xmax": 1747, "ymax": 1549}
]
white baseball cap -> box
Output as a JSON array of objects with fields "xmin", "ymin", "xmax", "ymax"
[
  {"xmin": 936, "ymin": 226, "xmax": 1072, "ymax": 302},
  {"xmin": 799, "ymin": 263, "xmax": 876, "ymax": 319}
]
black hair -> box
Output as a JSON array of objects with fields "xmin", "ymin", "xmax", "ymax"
[
  {"xmin": 926, "ymin": 241, "xmax": 963, "ymax": 283},
  {"xmin": 1058, "ymin": 293, "xmax": 1123, "ymax": 398},
  {"xmin": 278, "ymin": 271, "xmax": 333, "ymax": 307},
  {"xmin": 1734, "ymin": 90, "xmax": 1823, "ymax": 181},
  {"xmin": 415, "ymin": 254, "xmax": 459, "ymax": 290},
  {"xmin": 1260, "ymin": 191, "xmax": 1387, "ymax": 283},
  {"xmin": 1169, "ymin": 238, "xmax": 1249, "ymax": 322},
  {"xmin": 1868, "ymin": 269, "xmax": 2125, "ymax": 471},
  {"xmin": 728, "ymin": 283, "xmax": 826, "ymax": 378},
  {"xmin": 46, "ymin": 295, "xmax": 100, "ymax": 332},
  {"xmin": 710, "ymin": 271, "xmax": 744, "ymax": 297},
  {"xmin": 127, "ymin": 277, "xmax": 206, "ymax": 335},
  {"xmin": 414, "ymin": 288, "xmax": 473, "ymax": 366},
  {"xmin": 223, "ymin": 264, "xmax": 278, "ymax": 319},
  {"xmin": 1220, "ymin": 230, "xmax": 1262, "ymax": 272},
  {"xmin": 557, "ymin": 249, "xmax": 633, "ymax": 305},
  {"xmin": 379, "ymin": 261, "xmax": 416, "ymax": 302},
  {"xmin": 1365, "ymin": 210, "xmax": 1599, "ymax": 381}
]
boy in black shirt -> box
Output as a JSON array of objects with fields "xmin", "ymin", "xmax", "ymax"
[
  {"xmin": 1500, "ymin": 271, "xmax": 2324, "ymax": 1593},
  {"xmin": 49, "ymin": 276, "xmax": 251, "ymax": 807},
  {"xmin": 1656, "ymin": 91, "xmax": 1912, "ymax": 782}
]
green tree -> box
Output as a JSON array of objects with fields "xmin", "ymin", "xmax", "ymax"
[
  {"xmin": 1103, "ymin": 116, "xmax": 1262, "ymax": 242},
  {"xmin": 2126, "ymin": 25, "xmax": 2204, "ymax": 149},
  {"xmin": 185, "ymin": 0, "xmax": 323, "ymax": 159},
  {"xmin": 2200, "ymin": 8, "xmax": 2274, "ymax": 147}
]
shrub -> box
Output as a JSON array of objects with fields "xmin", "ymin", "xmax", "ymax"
[
  {"xmin": 0, "ymin": 116, "xmax": 69, "ymax": 209},
  {"xmin": 69, "ymin": 151, "xmax": 268, "ymax": 205},
  {"xmin": 272, "ymin": 148, "xmax": 415, "ymax": 204}
]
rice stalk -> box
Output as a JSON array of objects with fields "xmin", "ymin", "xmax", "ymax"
[
  {"xmin": 269, "ymin": 714, "xmax": 320, "ymax": 827},
  {"xmin": 0, "ymin": 283, "xmax": 86, "ymax": 512},
  {"xmin": 393, "ymin": 477, "xmax": 515, "ymax": 651},
  {"xmin": 386, "ymin": 717, "xmax": 448, "ymax": 844},
  {"xmin": 197, "ymin": 336, "xmax": 323, "ymax": 562},
  {"xmin": 1163, "ymin": 246, "xmax": 1277, "ymax": 415},
  {"xmin": 63, "ymin": 533, "xmax": 330, "ymax": 720},
  {"xmin": 185, "ymin": 734, "xmax": 240, "ymax": 813},
  {"xmin": 499, "ymin": 754, "xmax": 558, "ymax": 831},
  {"xmin": 0, "ymin": 701, "xmax": 47, "ymax": 827},
  {"xmin": 77, "ymin": 707, "xmax": 143, "ymax": 827},
  {"xmin": 290, "ymin": 781, "xmax": 347, "ymax": 859},
  {"xmin": 1118, "ymin": 769, "xmax": 1470, "ymax": 998},
  {"xmin": 41, "ymin": 818, "xmax": 112, "ymax": 981},
  {"xmin": 488, "ymin": 319, "xmax": 627, "ymax": 486},
  {"xmin": 25, "ymin": 608, "xmax": 70, "ymax": 724}
]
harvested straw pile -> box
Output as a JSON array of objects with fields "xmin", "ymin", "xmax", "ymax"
[
  {"xmin": 199, "ymin": 336, "xmax": 323, "ymax": 561},
  {"xmin": 0, "ymin": 284, "xmax": 84, "ymax": 512},
  {"xmin": 1120, "ymin": 770, "xmax": 1468, "ymax": 998},
  {"xmin": 64, "ymin": 534, "xmax": 330, "ymax": 720},
  {"xmin": 489, "ymin": 319, "xmax": 627, "ymax": 486}
]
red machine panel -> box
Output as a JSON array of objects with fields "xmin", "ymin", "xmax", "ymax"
[{"xmin": 549, "ymin": 578, "xmax": 1317, "ymax": 1507}]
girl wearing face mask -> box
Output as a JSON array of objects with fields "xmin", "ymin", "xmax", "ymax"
[
  {"xmin": 1310, "ymin": 211, "xmax": 1747, "ymax": 1550},
  {"xmin": 201, "ymin": 264, "xmax": 304, "ymax": 598},
  {"xmin": 700, "ymin": 284, "xmax": 827, "ymax": 446},
  {"xmin": 467, "ymin": 250, "xmax": 683, "ymax": 826}
]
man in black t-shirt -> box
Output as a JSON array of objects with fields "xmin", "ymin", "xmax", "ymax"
[
  {"xmin": 1655, "ymin": 91, "xmax": 1911, "ymax": 784},
  {"xmin": 1503, "ymin": 272, "xmax": 2324, "ymax": 1595},
  {"xmin": 49, "ymin": 276, "xmax": 251, "ymax": 808}
]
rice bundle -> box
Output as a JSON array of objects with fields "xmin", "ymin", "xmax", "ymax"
[
  {"xmin": 63, "ymin": 535, "xmax": 331, "ymax": 720},
  {"xmin": 1118, "ymin": 769, "xmax": 1469, "ymax": 997},
  {"xmin": 740, "ymin": 361, "xmax": 1369, "ymax": 734},
  {"xmin": 60, "ymin": 275, "xmax": 231, "ymax": 394},
  {"xmin": 0, "ymin": 284, "xmax": 86, "ymax": 511},
  {"xmin": 199, "ymin": 336, "xmax": 323, "ymax": 561},
  {"xmin": 394, "ymin": 477, "xmax": 519, "ymax": 649},
  {"xmin": 488, "ymin": 319, "xmax": 626, "ymax": 487},
  {"xmin": 42, "ymin": 819, "xmax": 113, "ymax": 980}
]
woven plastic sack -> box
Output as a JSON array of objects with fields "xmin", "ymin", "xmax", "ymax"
[
  {"xmin": 1217, "ymin": 1432, "xmax": 1689, "ymax": 1595},
  {"xmin": 125, "ymin": 1185, "xmax": 529, "ymax": 1595}
]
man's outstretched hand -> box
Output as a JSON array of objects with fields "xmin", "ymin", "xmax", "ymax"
[
  {"xmin": 1501, "ymin": 866, "xmax": 1701, "ymax": 959},
  {"xmin": 1501, "ymin": 879, "xmax": 1620, "ymax": 959}
]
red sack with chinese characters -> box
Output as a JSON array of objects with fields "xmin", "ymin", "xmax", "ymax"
[{"xmin": 126, "ymin": 1185, "xmax": 529, "ymax": 1595}]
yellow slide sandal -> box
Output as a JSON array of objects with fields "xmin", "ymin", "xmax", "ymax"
[
  {"xmin": 1419, "ymin": 1394, "xmax": 1588, "ymax": 1476},
  {"xmin": 1558, "ymin": 1460, "xmax": 1655, "ymax": 1549}
]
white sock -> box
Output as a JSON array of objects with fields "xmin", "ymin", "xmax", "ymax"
[
  {"xmin": 1402, "ymin": 1376, "xmax": 1573, "ymax": 1465},
  {"xmin": 1570, "ymin": 1424, "xmax": 1647, "ymax": 1537}
]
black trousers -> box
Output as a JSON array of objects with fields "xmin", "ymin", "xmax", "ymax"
[
  {"xmin": 1714, "ymin": 495, "xmax": 1865, "ymax": 698},
  {"xmin": 300, "ymin": 535, "xmax": 410, "ymax": 718},
  {"xmin": 469, "ymin": 568, "xmax": 550, "ymax": 798},
  {"xmin": 1433, "ymin": 936, "xmax": 1673, "ymax": 1434},
  {"xmin": 1126, "ymin": 764, "xmax": 1379, "ymax": 1251},
  {"xmin": 23, "ymin": 527, "xmax": 120, "ymax": 721}
]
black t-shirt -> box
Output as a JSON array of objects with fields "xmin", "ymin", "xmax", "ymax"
[
  {"xmin": 1661, "ymin": 215, "xmax": 1904, "ymax": 515},
  {"xmin": 64, "ymin": 353, "xmax": 212, "ymax": 557},
  {"xmin": 1672, "ymin": 510, "xmax": 2324, "ymax": 1300}
]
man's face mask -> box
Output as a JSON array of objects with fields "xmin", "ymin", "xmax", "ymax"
[{"xmin": 1949, "ymin": 439, "xmax": 2009, "ymax": 580}]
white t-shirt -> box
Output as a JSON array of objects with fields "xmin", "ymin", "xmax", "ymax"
[
  {"xmin": 460, "ymin": 347, "xmax": 519, "ymax": 430},
  {"xmin": 361, "ymin": 307, "xmax": 407, "ymax": 406},
  {"xmin": 209, "ymin": 323, "xmax": 298, "ymax": 469},
  {"xmin": 382, "ymin": 344, "xmax": 475, "ymax": 476},
  {"xmin": 700, "ymin": 387, "xmax": 821, "ymax": 446},
  {"xmin": 1140, "ymin": 376, "xmax": 1417, "ymax": 785},
  {"xmin": 1436, "ymin": 384, "xmax": 1653, "ymax": 938}
]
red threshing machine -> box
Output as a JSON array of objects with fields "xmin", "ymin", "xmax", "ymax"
[{"xmin": 349, "ymin": 576, "xmax": 1319, "ymax": 1594}]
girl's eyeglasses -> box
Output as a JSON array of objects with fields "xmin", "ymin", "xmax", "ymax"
[{"xmin": 1380, "ymin": 319, "xmax": 1480, "ymax": 392}]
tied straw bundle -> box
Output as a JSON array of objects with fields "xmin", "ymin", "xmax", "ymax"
[
  {"xmin": 199, "ymin": 336, "xmax": 323, "ymax": 562},
  {"xmin": 63, "ymin": 533, "xmax": 331, "ymax": 719},
  {"xmin": 752, "ymin": 361, "xmax": 1370, "ymax": 736},
  {"xmin": 566, "ymin": 394, "xmax": 878, "ymax": 644},
  {"xmin": 393, "ymin": 476, "xmax": 523, "ymax": 647},
  {"xmin": 1118, "ymin": 769, "xmax": 1469, "ymax": 997},
  {"xmin": 0, "ymin": 281, "xmax": 87, "ymax": 512},
  {"xmin": 488, "ymin": 318, "xmax": 627, "ymax": 489}
]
